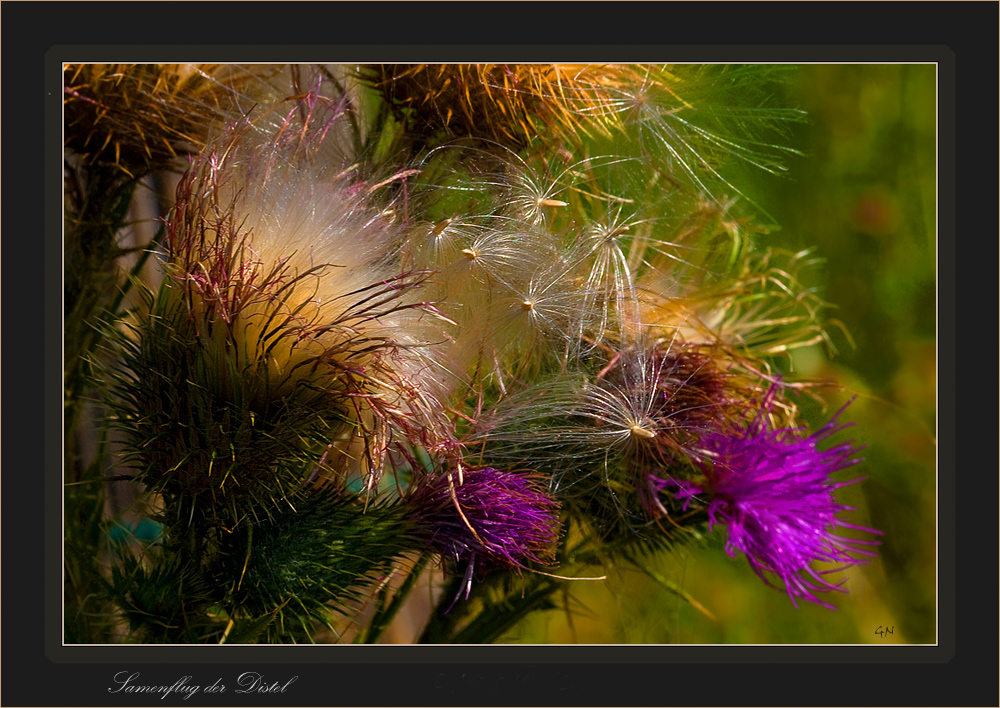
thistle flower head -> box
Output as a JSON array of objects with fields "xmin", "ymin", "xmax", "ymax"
[
  {"xmin": 371, "ymin": 64, "xmax": 604, "ymax": 150},
  {"xmin": 665, "ymin": 389, "xmax": 881, "ymax": 608},
  {"xmin": 108, "ymin": 76, "xmax": 460, "ymax": 520},
  {"xmin": 63, "ymin": 63, "xmax": 283, "ymax": 176},
  {"xmin": 407, "ymin": 467, "xmax": 561, "ymax": 597}
]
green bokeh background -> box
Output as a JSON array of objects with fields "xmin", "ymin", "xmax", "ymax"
[{"xmin": 502, "ymin": 64, "xmax": 937, "ymax": 644}]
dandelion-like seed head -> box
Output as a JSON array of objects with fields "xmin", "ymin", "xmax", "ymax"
[
  {"xmin": 573, "ymin": 199, "xmax": 691, "ymax": 346},
  {"xmin": 587, "ymin": 341, "xmax": 750, "ymax": 465},
  {"xmin": 668, "ymin": 389, "xmax": 881, "ymax": 608},
  {"xmin": 492, "ymin": 149, "xmax": 590, "ymax": 228}
]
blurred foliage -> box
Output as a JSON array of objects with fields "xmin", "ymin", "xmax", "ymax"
[{"xmin": 501, "ymin": 64, "xmax": 937, "ymax": 644}]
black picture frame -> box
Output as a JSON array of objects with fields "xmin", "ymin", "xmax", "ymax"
[{"xmin": 7, "ymin": 2, "xmax": 990, "ymax": 705}]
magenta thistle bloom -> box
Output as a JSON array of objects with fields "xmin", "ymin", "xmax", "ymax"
[
  {"xmin": 408, "ymin": 467, "xmax": 561, "ymax": 600},
  {"xmin": 669, "ymin": 389, "xmax": 882, "ymax": 609}
]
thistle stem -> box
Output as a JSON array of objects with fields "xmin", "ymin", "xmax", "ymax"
[
  {"xmin": 360, "ymin": 553, "xmax": 431, "ymax": 644},
  {"xmin": 448, "ymin": 575, "xmax": 560, "ymax": 645}
]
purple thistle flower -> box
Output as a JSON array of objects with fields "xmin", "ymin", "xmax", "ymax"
[
  {"xmin": 408, "ymin": 467, "xmax": 561, "ymax": 601},
  {"xmin": 668, "ymin": 388, "xmax": 881, "ymax": 609}
]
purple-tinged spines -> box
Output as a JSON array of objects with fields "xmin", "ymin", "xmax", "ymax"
[
  {"xmin": 663, "ymin": 388, "xmax": 881, "ymax": 608},
  {"xmin": 408, "ymin": 467, "xmax": 561, "ymax": 599}
]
